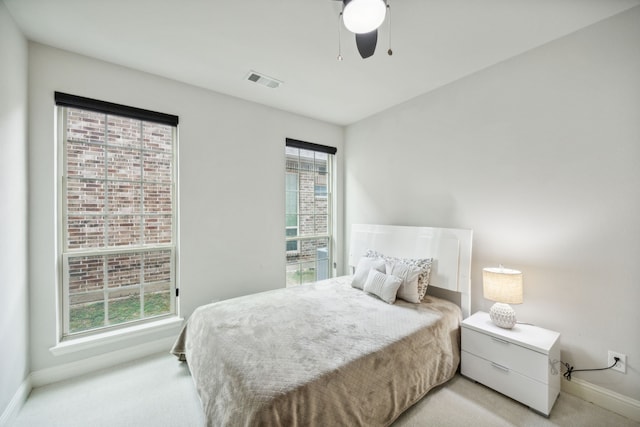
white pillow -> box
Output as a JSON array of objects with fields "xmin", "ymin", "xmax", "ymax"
[
  {"xmin": 351, "ymin": 257, "xmax": 386, "ymax": 290},
  {"xmin": 363, "ymin": 270, "xmax": 403, "ymax": 304},
  {"xmin": 386, "ymin": 261, "xmax": 421, "ymax": 303}
]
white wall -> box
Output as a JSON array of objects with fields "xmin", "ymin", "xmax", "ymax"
[
  {"xmin": 345, "ymin": 7, "xmax": 640, "ymax": 400},
  {"xmin": 28, "ymin": 43, "xmax": 344, "ymax": 373},
  {"xmin": 0, "ymin": 1, "xmax": 29, "ymax": 419}
]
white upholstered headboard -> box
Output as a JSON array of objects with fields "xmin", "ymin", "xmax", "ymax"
[{"xmin": 349, "ymin": 224, "xmax": 473, "ymax": 318}]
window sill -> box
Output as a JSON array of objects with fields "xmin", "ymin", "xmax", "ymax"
[{"xmin": 49, "ymin": 316, "xmax": 184, "ymax": 357}]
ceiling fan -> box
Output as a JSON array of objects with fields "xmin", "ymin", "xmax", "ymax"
[{"xmin": 334, "ymin": 0, "xmax": 391, "ymax": 59}]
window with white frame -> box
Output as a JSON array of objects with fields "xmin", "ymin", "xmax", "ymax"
[
  {"xmin": 285, "ymin": 138, "xmax": 336, "ymax": 286},
  {"xmin": 56, "ymin": 92, "xmax": 178, "ymax": 338}
]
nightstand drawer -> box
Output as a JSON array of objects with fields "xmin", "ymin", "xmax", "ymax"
[
  {"xmin": 462, "ymin": 327, "xmax": 548, "ymax": 383},
  {"xmin": 462, "ymin": 351, "xmax": 552, "ymax": 415}
]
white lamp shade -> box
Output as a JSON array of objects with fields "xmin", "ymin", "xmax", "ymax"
[
  {"xmin": 343, "ymin": 0, "xmax": 387, "ymax": 34},
  {"xmin": 482, "ymin": 267, "xmax": 523, "ymax": 304}
]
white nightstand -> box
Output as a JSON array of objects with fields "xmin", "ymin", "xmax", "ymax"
[{"xmin": 461, "ymin": 311, "xmax": 561, "ymax": 416}]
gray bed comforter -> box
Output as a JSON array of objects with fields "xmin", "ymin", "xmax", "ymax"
[{"xmin": 171, "ymin": 276, "xmax": 461, "ymax": 427}]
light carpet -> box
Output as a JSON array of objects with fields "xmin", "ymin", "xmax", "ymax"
[{"xmin": 12, "ymin": 352, "xmax": 639, "ymax": 427}]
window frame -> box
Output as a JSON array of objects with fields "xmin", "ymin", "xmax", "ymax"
[{"xmin": 56, "ymin": 93, "xmax": 179, "ymax": 340}]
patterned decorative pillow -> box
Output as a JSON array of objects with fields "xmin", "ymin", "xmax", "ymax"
[
  {"xmin": 365, "ymin": 249, "xmax": 383, "ymax": 259},
  {"xmin": 365, "ymin": 249, "xmax": 432, "ymax": 301},
  {"xmin": 386, "ymin": 261, "xmax": 421, "ymax": 303},
  {"xmin": 351, "ymin": 256, "xmax": 386, "ymax": 290},
  {"xmin": 363, "ymin": 269, "xmax": 403, "ymax": 304}
]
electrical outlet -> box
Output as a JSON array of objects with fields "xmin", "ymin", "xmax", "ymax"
[{"xmin": 608, "ymin": 350, "xmax": 626, "ymax": 373}]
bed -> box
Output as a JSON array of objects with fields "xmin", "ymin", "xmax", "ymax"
[{"xmin": 171, "ymin": 224, "xmax": 473, "ymax": 426}]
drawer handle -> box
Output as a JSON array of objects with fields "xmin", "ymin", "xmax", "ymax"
[
  {"xmin": 491, "ymin": 337, "xmax": 510, "ymax": 345},
  {"xmin": 491, "ymin": 362, "xmax": 510, "ymax": 372}
]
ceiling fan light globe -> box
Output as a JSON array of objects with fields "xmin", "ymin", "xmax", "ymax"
[{"xmin": 343, "ymin": 0, "xmax": 386, "ymax": 34}]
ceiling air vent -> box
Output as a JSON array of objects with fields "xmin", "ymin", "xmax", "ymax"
[{"xmin": 246, "ymin": 70, "xmax": 282, "ymax": 89}]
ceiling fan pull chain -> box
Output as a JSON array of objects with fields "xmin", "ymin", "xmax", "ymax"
[
  {"xmin": 338, "ymin": 12, "xmax": 344, "ymax": 61},
  {"xmin": 387, "ymin": 2, "xmax": 393, "ymax": 56}
]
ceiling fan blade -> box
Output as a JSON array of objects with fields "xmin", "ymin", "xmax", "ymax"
[{"xmin": 355, "ymin": 30, "xmax": 377, "ymax": 59}]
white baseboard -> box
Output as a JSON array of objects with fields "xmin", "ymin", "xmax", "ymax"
[
  {"xmin": 30, "ymin": 336, "xmax": 176, "ymax": 387},
  {"xmin": 0, "ymin": 377, "xmax": 32, "ymax": 427},
  {"xmin": 562, "ymin": 377, "xmax": 640, "ymax": 423}
]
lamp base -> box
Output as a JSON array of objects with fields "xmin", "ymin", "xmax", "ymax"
[{"xmin": 489, "ymin": 303, "xmax": 517, "ymax": 329}]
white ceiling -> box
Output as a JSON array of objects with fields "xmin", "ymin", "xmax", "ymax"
[{"xmin": 4, "ymin": 0, "xmax": 639, "ymax": 125}]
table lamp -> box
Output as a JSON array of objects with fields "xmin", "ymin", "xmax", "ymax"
[{"xmin": 482, "ymin": 266, "xmax": 523, "ymax": 329}]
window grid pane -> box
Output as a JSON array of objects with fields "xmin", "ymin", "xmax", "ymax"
[
  {"xmin": 285, "ymin": 237, "xmax": 330, "ymax": 287},
  {"xmin": 67, "ymin": 215, "xmax": 105, "ymax": 250}
]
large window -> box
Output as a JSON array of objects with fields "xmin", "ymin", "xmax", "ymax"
[
  {"xmin": 56, "ymin": 92, "xmax": 178, "ymax": 338},
  {"xmin": 285, "ymin": 138, "xmax": 336, "ymax": 286}
]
